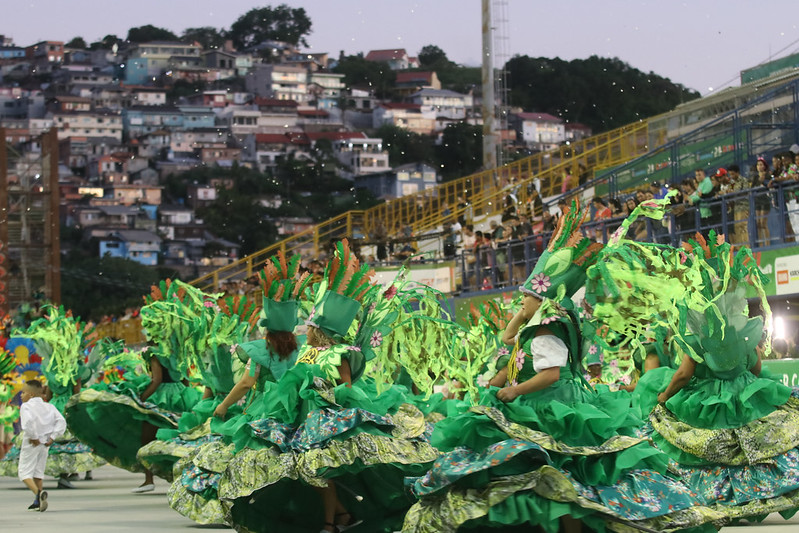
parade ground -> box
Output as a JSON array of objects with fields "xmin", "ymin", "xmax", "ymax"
[{"xmin": 2, "ymin": 465, "xmax": 799, "ymax": 533}]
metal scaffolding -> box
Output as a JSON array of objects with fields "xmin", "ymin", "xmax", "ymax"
[{"xmin": 0, "ymin": 127, "xmax": 61, "ymax": 314}]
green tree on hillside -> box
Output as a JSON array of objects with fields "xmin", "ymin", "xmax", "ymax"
[
  {"xmin": 505, "ymin": 55, "xmax": 699, "ymax": 132},
  {"xmin": 333, "ymin": 54, "xmax": 396, "ymax": 100},
  {"xmin": 437, "ymin": 122, "xmax": 483, "ymax": 180},
  {"xmin": 127, "ymin": 25, "xmax": 179, "ymax": 43},
  {"xmin": 376, "ymin": 124, "xmax": 435, "ymax": 167},
  {"xmin": 228, "ymin": 4, "xmax": 312, "ymax": 49},
  {"xmin": 182, "ymin": 27, "xmax": 226, "ymax": 49},
  {"xmin": 65, "ymin": 37, "xmax": 87, "ymax": 49}
]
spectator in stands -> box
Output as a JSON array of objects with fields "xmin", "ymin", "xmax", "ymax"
[
  {"xmin": 501, "ymin": 196, "xmax": 517, "ymax": 222},
  {"xmin": 542, "ymin": 210, "xmax": 557, "ymax": 233},
  {"xmin": 650, "ymin": 182, "xmax": 668, "ymax": 200},
  {"xmin": 592, "ymin": 197, "xmax": 612, "ymax": 220},
  {"xmin": 687, "ymin": 168, "xmax": 716, "ymax": 233},
  {"xmin": 752, "ymin": 157, "xmax": 772, "ymax": 243},
  {"xmin": 518, "ymin": 214, "xmax": 534, "ymax": 237},
  {"xmin": 490, "ymin": 220, "xmax": 504, "ymax": 241},
  {"xmin": 442, "ymin": 222, "xmax": 457, "ymax": 259},
  {"xmin": 527, "ymin": 187, "xmax": 544, "ymax": 220},
  {"xmin": 623, "ymin": 197, "xmax": 648, "ymax": 241},
  {"xmin": 373, "ymin": 219, "xmax": 388, "ymax": 262},
  {"xmin": 725, "ymin": 164, "xmax": 750, "ymax": 245},
  {"xmin": 561, "ymin": 168, "xmax": 573, "ymax": 194},
  {"xmin": 609, "ymin": 198, "xmax": 623, "ymax": 217}
]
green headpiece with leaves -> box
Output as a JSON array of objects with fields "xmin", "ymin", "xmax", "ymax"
[
  {"xmin": 520, "ymin": 199, "xmax": 603, "ymax": 302},
  {"xmin": 257, "ymin": 250, "xmax": 311, "ymax": 332},
  {"xmin": 307, "ymin": 240, "xmax": 380, "ymax": 340}
]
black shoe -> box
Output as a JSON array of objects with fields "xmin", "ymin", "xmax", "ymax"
[
  {"xmin": 67, "ymin": 473, "xmax": 79, "ymax": 480},
  {"xmin": 58, "ymin": 478, "xmax": 75, "ymax": 489},
  {"xmin": 84, "ymin": 471, "xmax": 93, "ymax": 480},
  {"xmin": 38, "ymin": 491, "xmax": 48, "ymax": 512},
  {"xmin": 28, "ymin": 501, "xmax": 40, "ymax": 510}
]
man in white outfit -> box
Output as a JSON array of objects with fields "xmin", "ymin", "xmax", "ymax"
[{"xmin": 18, "ymin": 379, "xmax": 67, "ymax": 512}]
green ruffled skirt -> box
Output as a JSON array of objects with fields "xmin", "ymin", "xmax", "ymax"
[
  {"xmin": 65, "ymin": 381, "xmax": 201, "ymax": 474},
  {"xmin": 402, "ymin": 383, "xmax": 716, "ymax": 533},
  {"xmin": 217, "ymin": 364, "xmax": 439, "ymax": 533}
]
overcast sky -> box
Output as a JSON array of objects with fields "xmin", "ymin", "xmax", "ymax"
[{"xmin": 4, "ymin": 0, "xmax": 799, "ymax": 95}]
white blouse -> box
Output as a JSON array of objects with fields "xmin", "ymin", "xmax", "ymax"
[{"xmin": 529, "ymin": 335, "xmax": 569, "ymax": 373}]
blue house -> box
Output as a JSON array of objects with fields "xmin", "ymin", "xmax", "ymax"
[
  {"xmin": 123, "ymin": 57, "xmax": 151, "ymax": 85},
  {"xmin": 122, "ymin": 105, "xmax": 216, "ymax": 139},
  {"xmin": 98, "ymin": 229, "xmax": 161, "ymax": 266},
  {"xmin": 354, "ymin": 162, "xmax": 438, "ymax": 200}
]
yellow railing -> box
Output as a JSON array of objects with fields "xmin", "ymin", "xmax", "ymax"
[{"xmin": 192, "ymin": 120, "xmax": 650, "ymax": 290}]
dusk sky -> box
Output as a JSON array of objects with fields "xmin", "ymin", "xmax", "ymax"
[{"xmin": 4, "ymin": 0, "xmax": 799, "ymax": 95}]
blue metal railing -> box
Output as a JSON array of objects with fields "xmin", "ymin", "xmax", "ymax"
[
  {"xmin": 458, "ymin": 180, "xmax": 799, "ymax": 293},
  {"xmin": 550, "ymin": 77, "xmax": 799, "ymax": 204}
]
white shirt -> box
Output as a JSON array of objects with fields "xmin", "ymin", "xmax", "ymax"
[
  {"xmin": 20, "ymin": 397, "xmax": 67, "ymax": 443},
  {"xmin": 529, "ymin": 335, "xmax": 569, "ymax": 373}
]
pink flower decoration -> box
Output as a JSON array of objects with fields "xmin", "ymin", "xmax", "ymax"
[
  {"xmin": 229, "ymin": 344, "xmax": 239, "ymax": 354},
  {"xmin": 529, "ymin": 273, "xmax": 551, "ymax": 294},
  {"xmin": 370, "ymin": 331, "xmax": 383, "ymax": 348},
  {"xmin": 541, "ymin": 315, "xmax": 557, "ymax": 325},
  {"xmin": 588, "ymin": 344, "xmax": 598, "ymax": 355},
  {"xmin": 383, "ymin": 285, "xmax": 397, "ymax": 300},
  {"xmin": 497, "ymin": 347, "xmax": 510, "ymax": 357},
  {"xmin": 515, "ymin": 350, "xmax": 526, "ymax": 370},
  {"xmin": 610, "ymin": 359, "xmax": 619, "ymax": 368},
  {"xmin": 203, "ymin": 300, "xmax": 214, "ymax": 308}
]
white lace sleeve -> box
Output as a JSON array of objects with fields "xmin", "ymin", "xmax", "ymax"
[{"xmin": 529, "ymin": 335, "xmax": 569, "ymax": 373}]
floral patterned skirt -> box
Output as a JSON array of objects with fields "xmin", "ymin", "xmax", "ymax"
[
  {"xmin": 0, "ymin": 430, "xmax": 106, "ymax": 477},
  {"xmin": 213, "ymin": 365, "xmax": 439, "ymax": 533}
]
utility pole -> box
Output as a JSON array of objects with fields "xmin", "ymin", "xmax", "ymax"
[{"xmin": 481, "ymin": 0, "xmax": 498, "ymax": 172}]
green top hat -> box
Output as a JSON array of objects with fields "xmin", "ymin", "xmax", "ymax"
[
  {"xmin": 258, "ymin": 297, "xmax": 300, "ymax": 332},
  {"xmin": 306, "ymin": 290, "xmax": 362, "ymax": 340},
  {"xmin": 520, "ymin": 199, "xmax": 602, "ymax": 301}
]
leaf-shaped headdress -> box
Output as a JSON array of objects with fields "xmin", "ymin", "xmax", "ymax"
[
  {"xmin": 520, "ymin": 199, "xmax": 603, "ymax": 302},
  {"xmin": 257, "ymin": 250, "xmax": 311, "ymax": 332},
  {"xmin": 307, "ymin": 239, "xmax": 380, "ymax": 339}
]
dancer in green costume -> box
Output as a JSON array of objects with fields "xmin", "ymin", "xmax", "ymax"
[
  {"xmin": 217, "ymin": 240, "xmax": 439, "ymax": 533},
  {"xmin": 585, "ymin": 194, "xmax": 799, "ymax": 524},
  {"xmin": 0, "ymin": 307, "xmax": 106, "ymax": 485},
  {"xmin": 403, "ymin": 201, "xmax": 715, "ymax": 533},
  {"xmin": 166, "ymin": 251, "xmax": 308, "ymax": 525},
  {"xmin": 136, "ymin": 287, "xmax": 261, "ymax": 482},
  {"xmin": 65, "ymin": 280, "xmax": 202, "ymax": 492}
]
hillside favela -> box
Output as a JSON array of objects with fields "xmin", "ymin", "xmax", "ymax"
[{"xmin": 3, "ymin": 2, "xmax": 799, "ymax": 533}]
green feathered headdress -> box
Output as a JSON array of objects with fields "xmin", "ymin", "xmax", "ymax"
[
  {"xmin": 19, "ymin": 305, "xmax": 89, "ymax": 388},
  {"xmin": 308, "ymin": 240, "xmax": 380, "ymax": 339},
  {"xmin": 257, "ymin": 250, "xmax": 311, "ymax": 332},
  {"xmin": 520, "ymin": 199, "xmax": 603, "ymax": 302}
]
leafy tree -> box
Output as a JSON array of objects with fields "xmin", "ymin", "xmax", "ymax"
[
  {"xmin": 436, "ymin": 122, "xmax": 483, "ymax": 180},
  {"xmin": 61, "ymin": 252, "xmax": 176, "ymax": 320},
  {"xmin": 333, "ymin": 54, "xmax": 396, "ymax": 99},
  {"xmin": 197, "ymin": 188, "xmax": 277, "ymax": 256},
  {"xmin": 505, "ymin": 54, "xmax": 699, "ymax": 132},
  {"xmin": 376, "ymin": 124, "xmax": 435, "ymax": 167},
  {"xmin": 166, "ymin": 79, "xmax": 206, "ymax": 103},
  {"xmin": 88, "ymin": 34, "xmax": 123, "ymax": 51},
  {"xmin": 182, "ymin": 26, "xmax": 226, "ymax": 49},
  {"xmin": 65, "ymin": 37, "xmax": 87, "ymax": 49},
  {"xmin": 418, "ymin": 44, "xmax": 452, "ymax": 69},
  {"xmin": 127, "ymin": 24, "xmax": 179, "ymax": 43},
  {"xmin": 437, "ymin": 66, "xmax": 481, "ymax": 95},
  {"xmin": 228, "ymin": 4, "xmax": 312, "ymax": 49}
]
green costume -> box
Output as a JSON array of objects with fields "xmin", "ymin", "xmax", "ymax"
[
  {"xmin": 216, "ymin": 241, "xmax": 439, "ymax": 533},
  {"xmin": 403, "ymin": 200, "xmax": 715, "ymax": 533}
]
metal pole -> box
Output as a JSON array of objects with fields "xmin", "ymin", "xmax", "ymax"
[
  {"xmin": 481, "ymin": 0, "xmax": 498, "ymax": 172},
  {"xmin": 43, "ymin": 128, "xmax": 61, "ymax": 304},
  {"xmin": 0, "ymin": 129, "xmax": 8, "ymax": 314}
]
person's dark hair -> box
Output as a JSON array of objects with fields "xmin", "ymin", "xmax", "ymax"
[
  {"xmin": 465, "ymin": 224, "xmax": 474, "ymax": 232},
  {"xmin": 475, "ymin": 230, "xmax": 484, "ymax": 238},
  {"xmin": 266, "ymin": 330, "xmax": 298, "ymax": 360},
  {"xmin": 727, "ymin": 164, "xmax": 740, "ymax": 173},
  {"xmin": 593, "ymin": 197, "xmax": 606, "ymax": 207},
  {"xmin": 609, "ymin": 198, "xmax": 622, "ymax": 213},
  {"xmin": 25, "ymin": 379, "xmax": 44, "ymax": 392},
  {"xmin": 757, "ymin": 157, "xmax": 769, "ymax": 171}
]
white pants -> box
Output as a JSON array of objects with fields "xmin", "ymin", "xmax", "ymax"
[{"xmin": 18, "ymin": 441, "xmax": 49, "ymax": 480}]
